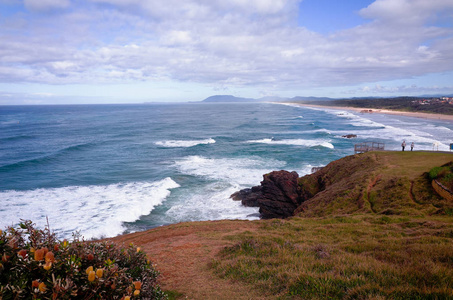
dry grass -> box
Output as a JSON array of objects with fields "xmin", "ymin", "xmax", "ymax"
[{"xmin": 212, "ymin": 215, "xmax": 453, "ymax": 299}]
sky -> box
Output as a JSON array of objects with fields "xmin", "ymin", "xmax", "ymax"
[{"xmin": 0, "ymin": 0, "xmax": 453, "ymax": 104}]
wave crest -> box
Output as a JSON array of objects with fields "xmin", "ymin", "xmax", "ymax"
[
  {"xmin": 155, "ymin": 138, "xmax": 216, "ymax": 148},
  {"xmin": 247, "ymin": 138, "xmax": 334, "ymax": 149},
  {"xmin": 0, "ymin": 178, "xmax": 180, "ymax": 239}
]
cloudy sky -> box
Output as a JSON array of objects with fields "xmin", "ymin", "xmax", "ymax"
[{"xmin": 1, "ymin": 0, "xmax": 453, "ymax": 104}]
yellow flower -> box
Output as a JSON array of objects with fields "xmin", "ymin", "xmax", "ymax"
[
  {"xmin": 63, "ymin": 239, "xmax": 69, "ymax": 248},
  {"xmin": 43, "ymin": 262, "xmax": 52, "ymax": 270},
  {"xmin": 34, "ymin": 249, "xmax": 45, "ymax": 261},
  {"xmin": 88, "ymin": 270, "xmax": 96, "ymax": 282},
  {"xmin": 134, "ymin": 290, "xmax": 140, "ymax": 296},
  {"xmin": 96, "ymin": 268, "xmax": 103, "ymax": 278},
  {"xmin": 136, "ymin": 247, "xmax": 141, "ymax": 253},
  {"xmin": 18, "ymin": 249, "xmax": 27, "ymax": 259},
  {"xmin": 86, "ymin": 266, "xmax": 93, "ymax": 275},
  {"xmin": 124, "ymin": 297, "xmax": 131, "ymax": 300},
  {"xmin": 45, "ymin": 251, "xmax": 55, "ymax": 263},
  {"xmin": 38, "ymin": 282, "xmax": 47, "ymax": 292}
]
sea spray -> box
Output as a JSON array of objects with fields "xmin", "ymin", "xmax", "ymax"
[{"xmin": 0, "ymin": 178, "xmax": 179, "ymax": 239}]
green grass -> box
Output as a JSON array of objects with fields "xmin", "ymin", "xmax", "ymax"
[
  {"xmin": 211, "ymin": 215, "xmax": 453, "ymax": 299},
  {"xmin": 164, "ymin": 290, "xmax": 186, "ymax": 300}
]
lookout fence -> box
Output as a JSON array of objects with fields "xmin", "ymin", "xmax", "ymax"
[{"xmin": 354, "ymin": 142, "xmax": 385, "ymax": 154}]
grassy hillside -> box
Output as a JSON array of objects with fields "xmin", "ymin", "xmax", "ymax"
[
  {"xmin": 296, "ymin": 151, "xmax": 453, "ymax": 217},
  {"xmin": 112, "ymin": 151, "xmax": 453, "ymax": 299}
]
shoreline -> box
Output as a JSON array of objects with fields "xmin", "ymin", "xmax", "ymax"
[{"xmin": 286, "ymin": 102, "xmax": 453, "ymax": 122}]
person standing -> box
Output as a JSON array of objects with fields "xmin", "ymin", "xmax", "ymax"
[
  {"xmin": 402, "ymin": 140, "xmax": 406, "ymax": 151},
  {"xmin": 411, "ymin": 142, "xmax": 414, "ymax": 151}
]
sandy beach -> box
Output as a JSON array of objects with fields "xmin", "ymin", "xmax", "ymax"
[{"xmin": 289, "ymin": 103, "xmax": 453, "ymax": 122}]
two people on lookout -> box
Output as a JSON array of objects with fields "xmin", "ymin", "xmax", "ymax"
[{"xmin": 402, "ymin": 140, "xmax": 414, "ymax": 151}]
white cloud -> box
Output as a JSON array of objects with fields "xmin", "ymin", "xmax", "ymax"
[
  {"xmin": 360, "ymin": 0, "xmax": 453, "ymax": 25},
  {"xmin": 0, "ymin": 0, "xmax": 452, "ymax": 97},
  {"xmin": 161, "ymin": 31, "xmax": 193, "ymax": 46},
  {"xmin": 24, "ymin": 0, "xmax": 71, "ymax": 12}
]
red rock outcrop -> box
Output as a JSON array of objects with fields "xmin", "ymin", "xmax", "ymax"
[{"xmin": 231, "ymin": 170, "xmax": 301, "ymax": 219}]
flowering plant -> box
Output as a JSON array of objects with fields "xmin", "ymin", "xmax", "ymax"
[{"xmin": 0, "ymin": 220, "xmax": 166, "ymax": 299}]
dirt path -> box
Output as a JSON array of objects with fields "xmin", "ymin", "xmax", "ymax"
[{"xmin": 110, "ymin": 220, "xmax": 267, "ymax": 300}]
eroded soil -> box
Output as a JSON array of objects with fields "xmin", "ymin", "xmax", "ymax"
[{"xmin": 110, "ymin": 220, "xmax": 268, "ymax": 300}]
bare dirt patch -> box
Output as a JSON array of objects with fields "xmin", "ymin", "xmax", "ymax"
[{"xmin": 110, "ymin": 220, "xmax": 269, "ymax": 299}]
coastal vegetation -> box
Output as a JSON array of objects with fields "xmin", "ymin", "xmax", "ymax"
[
  {"xmin": 430, "ymin": 162, "xmax": 453, "ymax": 191},
  {"xmin": 303, "ymin": 96, "xmax": 453, "ymax": 115},
  {"xmin": 0, "ymin": 220, "xmax": 165, "ymax": 299}
]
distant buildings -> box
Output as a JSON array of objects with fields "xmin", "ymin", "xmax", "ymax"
[{"xmin": 411, "ymin": 97, "xmax": 453, "ymax": 105}]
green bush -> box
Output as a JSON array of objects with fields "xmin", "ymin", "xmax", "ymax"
[
  {"xmin": 428, "ymin": 166, "xmax": 445, "ymax": 180},
  {"xmin": 0, "ymin": 220, "xmax": 166, "ymax": 300},
  {"xmin": 429, "ymin": 163, "xmax": 453, "ymax": 191}
]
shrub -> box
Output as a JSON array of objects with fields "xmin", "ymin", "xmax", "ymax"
[
  {"xmin": 429, "ymin": 164, "xmax": 453, "ymax": 192},
  {"xmin": 428, "ymin": 166, "xmax": 446, "ymax": 180},
  {"xmin": 0, "ymin": 220, "xmax": 166, "ymax": 299}
]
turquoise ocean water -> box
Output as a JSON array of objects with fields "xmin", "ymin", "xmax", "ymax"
[{"xmin": 1, "ymin": 102, "xmax": 452, "ymax": 239}]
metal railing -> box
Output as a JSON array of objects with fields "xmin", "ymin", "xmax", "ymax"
[{"xmin": 354, "ymin": 142, "xmax": 385, "ymax": 154}]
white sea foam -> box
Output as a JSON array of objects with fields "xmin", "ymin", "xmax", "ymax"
[
  {"xmin": 304, "ymin": 106, "xmax": 385, "ymax": 128},
  {"xmin": 155, "ymin": 138, "xmax": 215, "ymax": 148},
  {"xmin": 430, "ymin": 125, "xmax": 453, "ymax": 132},
  {"xmin": 247, "ymin": 138, "xmax": 334, "ymax": 149},
  {"xmin": 0, "ymin": 178, "xmax": 180, "ymax": 239},
  {"xmin": 170, "ymin": 155, "xmax": 288, "ymax": 222},
  {"xmin": 298, "ymin": 164, "xmax": 322, "ymax": 176},
  {"xmin": 165, "ymin": 183, "xmax": 260, "ymax": 222},
  {"xmin": 331, "ymin": 111, "xmax": 385, "ymax": 128},
  {"xmin": 305, "ymin": 106, "xmax": 452, "ymax": 151},
  {"xmin": 174, "ymin": 155, "xmax": 285, "ymax": 186},
  {"xmin": 330, "ymin": 126, "xmax": 447, "ymax": 151}
]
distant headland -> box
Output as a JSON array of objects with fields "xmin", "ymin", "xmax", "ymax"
[{"xmin": 201, "ymin": 94, "xmax": 453, "ymax": 116}]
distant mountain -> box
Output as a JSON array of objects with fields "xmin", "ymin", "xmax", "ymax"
[
  {"xmin": 419, "ymin": 94, "xmax": 453, "ymax": 98},
  {"xmin": 202, "ymin": 95, "xmax": 257, "ymax": 103},
  {"xmin": 257, "ymin": 96, "xmax": 289, "ymax": 102},
  {"xmin": 290, "ymin": 96, "xmax": 336, "ymax": 102}
]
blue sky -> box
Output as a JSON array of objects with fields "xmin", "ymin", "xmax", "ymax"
[{"xmin": 0, "ymin": 0, "xmax": 452, "ymax": 104}]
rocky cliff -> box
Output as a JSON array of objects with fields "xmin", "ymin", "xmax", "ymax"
[
  {"xmin": 231, "ymin": 170, "xmax": 300, "ymax": 219},
  {"xmin": 232, "ymin": 152, "xmax": 453, "ymax": 219}
]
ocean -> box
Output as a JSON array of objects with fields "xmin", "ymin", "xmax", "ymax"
[{"xmin": 1, "ymin": 102, "xmax": 452, "ymax": 239}]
